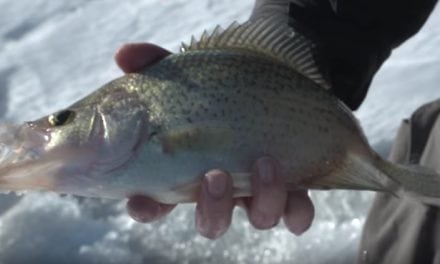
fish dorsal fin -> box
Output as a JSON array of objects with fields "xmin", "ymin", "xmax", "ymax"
[{"xmin": 181, "ymin": 17, "xmax": 330, "ymax": 89}]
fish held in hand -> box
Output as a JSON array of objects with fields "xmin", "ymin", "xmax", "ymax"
[{"xmin": 1, "ymin": 16, "xmax": 439, "ymax": 205}]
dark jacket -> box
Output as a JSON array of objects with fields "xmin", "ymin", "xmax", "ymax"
[
  {"xmin": 288, "ymin": 0, "xmax": 437, "ymax": 109},
  {"xmin": 358, "ymin": 99, "xmax": 440, "ymax": 264}
]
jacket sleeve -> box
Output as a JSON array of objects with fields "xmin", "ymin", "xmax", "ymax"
[{"xmin": 251, "ymin": 0, "xmax": 438, "ymax": 110}]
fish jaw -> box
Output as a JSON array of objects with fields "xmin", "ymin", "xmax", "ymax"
[{"xmin": 0, "ymin": 122, "xmax": 95, "ymax": 193}]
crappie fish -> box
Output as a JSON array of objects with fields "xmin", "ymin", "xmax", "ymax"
[{"xmin": 1, "ymin": 13, "xmax": 440, "ymax": 205}]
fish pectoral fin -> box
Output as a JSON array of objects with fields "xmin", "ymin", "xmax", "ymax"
[{"xmin": 160, "ymin": 125, "xmax": 234, "ymax": 154}]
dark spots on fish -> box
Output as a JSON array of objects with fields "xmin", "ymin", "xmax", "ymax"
[
  {"xmin": 289, "ymin": 107, "xmax": 297, "ymax": 113},
  {"xmin": 169, "ymin": 104, "xmax": 176, "ymax": 112},
  {"xmin": 181, "ymin": 108, "xmax": 191, "ymax": 115},
  {"xmin": 186, "ymin": 117, "xmax": 193, "ymax": 123},
  {"xmin": 179, "ymin": 91, "xmax": 189, "ymax": 101},
  {"xmin": 263, "ymin": 106, "xmax": 269, "ymax": 114},
  {"xmin": 317, "ymin": 125, "xmax": 330, "ymax": 133},
  {"xmin": 249, "ymin": 79, "xmax": 257, "ymax": 86},
  {"xmin": 148, "ymin": 131, "xmax": 159, "ymax": 141}
]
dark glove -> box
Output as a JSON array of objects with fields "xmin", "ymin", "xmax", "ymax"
[{"xmin": 288, "ymin": 0, "xmax": 437, "ymax": 110}]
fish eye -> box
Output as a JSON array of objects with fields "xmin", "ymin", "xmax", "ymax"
[{"xmin": 48, "ymin": 110, "xmax": 75, "ymax": 127}]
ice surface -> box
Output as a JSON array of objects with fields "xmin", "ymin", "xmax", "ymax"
[{"xmin": 0, "ymin": 1, "xmax": 439, "ymax": 263}]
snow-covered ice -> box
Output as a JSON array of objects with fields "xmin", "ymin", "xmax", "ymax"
[{"xmin": 0, "ymin": 1, "xmax": 439, "ymax": 263}]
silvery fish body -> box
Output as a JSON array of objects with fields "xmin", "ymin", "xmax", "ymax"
[{"xmin": 0, "ymin": 14, "xmax": 439, "ymax": 205}]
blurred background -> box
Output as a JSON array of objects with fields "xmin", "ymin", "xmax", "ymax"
[{"xmin": 0, "ymin": 0, "xmax": 439, "ymax": 263}]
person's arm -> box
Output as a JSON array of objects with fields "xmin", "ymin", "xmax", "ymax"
[{"xmin": 253, "ymin": 0, "xmax": 437, "ymax": 110}]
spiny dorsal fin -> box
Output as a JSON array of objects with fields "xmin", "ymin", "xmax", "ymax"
[{"xmin": 180, "ymin": 16, "xmax": 330, "ymax": 89}]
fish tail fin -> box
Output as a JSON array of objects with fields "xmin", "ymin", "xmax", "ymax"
[
  {"xmin": 377, "ymin": 158, "xmax": 440, "ymax": 205},
  {"xmin": 306, "ymin": 152, "xmax": 440, "ymax": 205},
  {"xmin": 306, "ymin": 153, "xmax": 401, "ymax": 194}
]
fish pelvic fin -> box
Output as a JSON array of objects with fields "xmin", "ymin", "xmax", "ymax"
[{"xmin": 180, "ymin": 15, "xmax": 330, "ymax": 89}]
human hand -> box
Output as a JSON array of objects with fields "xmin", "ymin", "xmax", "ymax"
[{"xmin": 115, "ymin": 43, "xmax": 315, "ymax": 239}]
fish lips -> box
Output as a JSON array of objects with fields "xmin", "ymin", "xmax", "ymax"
[{"xmin": 0, "ymin": 123, "xmax": 93, "ymax": 193}]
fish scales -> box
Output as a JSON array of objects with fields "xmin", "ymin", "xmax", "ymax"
[{"xmin": 103, "ymin": 49, "xmax": 371, "ymax": 198}]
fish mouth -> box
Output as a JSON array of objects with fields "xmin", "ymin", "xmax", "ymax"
[{"xmin": 0, "ymin": 123, "xmax": 62, "ymax": 192}]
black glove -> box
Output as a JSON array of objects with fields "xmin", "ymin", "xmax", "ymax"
[{"xmin": 288, "ymin": 0, "xmax": 437, "ymax": 110}]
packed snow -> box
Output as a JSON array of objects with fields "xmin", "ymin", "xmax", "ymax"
[{"xmin": 0, "ymin": 1, "xmax": 439, "ymax": 263}]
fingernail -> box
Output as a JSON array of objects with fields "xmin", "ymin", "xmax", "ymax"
[
  {"xmin": 293, "ymin": 228, "xmax": 305, "ymax": 236},
  {"xmin": 257, "ymin": 158, "xmax": 275, "ymax": 184},
  {"xmin": 205, "ymin": 170, "xmax": 227, "ymax": 199},
  {"xmin": 290, "ymin": 223, "xmax": 308, "ymax": 236},
  {"xmin": 195, "ymin": 207, "xmax": 227, "ymax": 240},
  {"xmin": 252, "ymin": 212, "xmax": 279, "ymax": 229},
  {"xmin": 127, "ymin": 199, "xmax": 160, "ymax": 223},
  {"xmin": 207, "ymin": 227, "xmax": 227, "ymax": 240},
  {"xmin": 200, "ymin": 224, "xmax": 227, "ymax": 240}
]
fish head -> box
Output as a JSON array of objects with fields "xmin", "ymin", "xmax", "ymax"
[{"xmin": 0, "ymin": 77, "xmax": 149, "ymax": 197}]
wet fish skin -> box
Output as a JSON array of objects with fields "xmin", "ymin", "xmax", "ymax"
[{"xmin": 104, "ymin": 49, "xmax": 368, "ymax": 202}]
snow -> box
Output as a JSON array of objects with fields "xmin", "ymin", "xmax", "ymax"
[{"xmin": 0, "ymin": 1, "xmax": 439, "ymax": 263}]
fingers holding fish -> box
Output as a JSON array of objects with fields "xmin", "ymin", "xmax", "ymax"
[
  {"xmin": 244, "ymin": 157, "xmax": 288, "ymax": 230},
  {"xmin": 126, "ymin": 195, "xmax": 176, "ymax": 223},
  {"xmin": 283, "ymin": 190, "xmax": 315, "ymax": 235},
  {"xmin": 115, "ymin": 43, "xmax": 171, "ymax": 73},
  {"xmin": 195, "ymin": 169, "xmax": 234, "ymax": 239}
]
